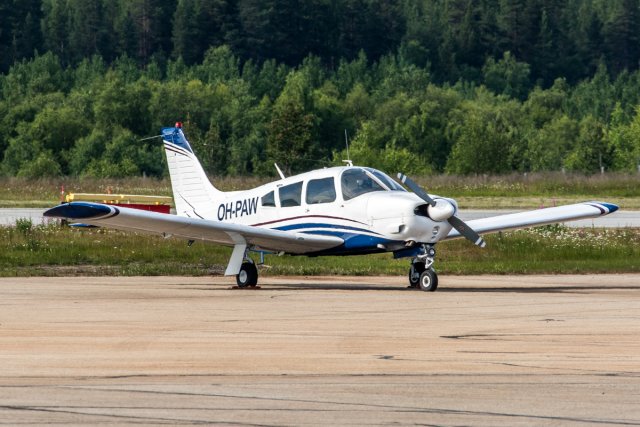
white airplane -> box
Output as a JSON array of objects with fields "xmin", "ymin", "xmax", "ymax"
[{"xmin": 45, "ymin": 123, "xmax": 619, "ymax": 292}]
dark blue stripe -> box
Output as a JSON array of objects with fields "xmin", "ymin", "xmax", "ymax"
[
  {"xmin": 586, "ymin": 203, "xmax": 605, "ymax": 214},
  {"xmin": 274, "ymin": 222, "xmax": 381, "ymax": 236},
  {"xmin": 302, "ymin": 230, "xmax": 398, "ymax": 250}
]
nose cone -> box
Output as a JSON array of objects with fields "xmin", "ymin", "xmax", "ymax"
[{"xmin": 428, "ymin": 200, "xmax": 455, "ymax": 222}]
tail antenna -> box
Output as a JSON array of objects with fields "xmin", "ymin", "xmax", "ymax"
[
  {"xmin": 343, "ymin": 129, "xmax": 353, "ymax": 167},
  {"xmin": 139, "ymin": 134, "xmax": 163, "ymax": 142}
]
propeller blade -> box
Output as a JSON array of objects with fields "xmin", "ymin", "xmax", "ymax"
[
  {"xmin": 448, "ymin": 215, "xmax": 486, "ymax": 248},
  {"xmin": 397, "ymin": 173, "xmax": 437, "ymax": 206},
  {"xmin": 398, "ymin": 172, "xmax": 486, "ymax": 248}
]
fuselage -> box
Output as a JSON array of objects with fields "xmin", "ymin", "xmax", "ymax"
[{"xmin": 192, "ymin": 166, "xmax": 455, "ymax": 256}]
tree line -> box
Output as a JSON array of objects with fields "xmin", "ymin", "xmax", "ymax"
[
  {"xmin": 3, "ymin": 0, "xmax": 640, "ymax": 83},
  {"xmin": 0, "ymin": 0, "xmax": 640, "ymax": 177}
]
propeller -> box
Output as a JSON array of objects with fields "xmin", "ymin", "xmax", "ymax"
[{"xmin": 397, "ymin": 173, "xmax": 486, "ymax": 248}]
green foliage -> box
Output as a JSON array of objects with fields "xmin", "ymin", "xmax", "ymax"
[
  {"xmin": 609, "ymin": 104, "xmax": 640, "ymax": 172},
  {"xmin": 564, "ymin": 116, "xmax": 608, "ymax": 173},
  {"xmin": 267, "ymin": 95, "xmax": 316, "ymax": 175},
  {"xmin": 18, "ymin": 152, "xmax": 62, "ymax": 178},
  {"xmin": 446, "ymin": 92, "xmax": 522, "ymax": 174},
  {"xmin": 482, "ymin": 51, "xmax": 531, "ymax": 100},
  {"xmin": 2, "ymin": 2, "xmax": 640, "ymax": 178},
  {"xmin": 526, "ymin": 115, "xmax": 578, "ymax": 172},
  {"xmin": 15, "ymin": 218, "xmax": 34, "ymax": 236}
]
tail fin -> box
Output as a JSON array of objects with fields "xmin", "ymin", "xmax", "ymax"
[{"xmin": 162, "ymin": 123, "xmax": 223, "ymax": 219}]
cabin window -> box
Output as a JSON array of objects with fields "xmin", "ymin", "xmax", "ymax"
[
  {"xmin": 279, "ymin": 181, "xmax": 303, "ymax": 207},
  {"xmin": 306, "ymin": 177, "xmax": 336, "ymax": 204},
  {"xmin": 341, "ymin": 168, "xmax": 384, "ymax": 201},
  {"xmin": 261, "ymin": 191, "xmax": 276, "ymax": 207}
]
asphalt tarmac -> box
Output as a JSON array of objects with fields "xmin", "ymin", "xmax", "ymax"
[{"xmin": 0, "ymin": 275, "xmax": 639, "ymax": 426}]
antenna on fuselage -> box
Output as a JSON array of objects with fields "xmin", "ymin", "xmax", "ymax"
[
  {"xmin": 343, "ymin": 129, "xmax": 353, "ymax": 167},
  {"xmin": 274, "ymin": 163, "xmax": 286, "ymax": 179}
]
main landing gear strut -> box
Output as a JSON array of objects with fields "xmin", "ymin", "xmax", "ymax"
[{"xmin": 408, "ymin": 245, "xmax": 438, "ymax": 292}]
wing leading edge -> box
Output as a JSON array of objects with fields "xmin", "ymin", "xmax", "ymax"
[
  {"xmin": 444, "ymin": 201, "xmax": 619, "ymax": 240},
  {"xmin": 44, "ymin": 202, "xmax": 343, "ymax": 254}
]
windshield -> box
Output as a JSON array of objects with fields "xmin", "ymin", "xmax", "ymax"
[
  {"xmin": 341, "ymin": 168, "xmax": 385, "ymax": 200},
  {"xmin": 365, "ymin": 168, "xmax": 406, "ymax": 192}
]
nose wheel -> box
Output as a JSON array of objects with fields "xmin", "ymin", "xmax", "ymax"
[
  {"xmin": 408, "ymin": 245, "xmax": 438, "ymax": 292},
  {"xmin": 418, "ymin": 268, "xmax": 438, "ymax": 291}
]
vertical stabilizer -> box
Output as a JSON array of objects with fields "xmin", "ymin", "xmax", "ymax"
[{"xmin": 162, "ymin": 123, "xmax": 223, "ymax": 219}]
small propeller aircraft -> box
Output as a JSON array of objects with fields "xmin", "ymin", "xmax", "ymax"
[{"xmin": 45, "ymin": 123, "xmax": 619, "ymax": 292}]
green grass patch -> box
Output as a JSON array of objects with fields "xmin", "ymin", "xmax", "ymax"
[{"xmin": 1, "ymin": 222, "xmax": 638, "ymax": 277}]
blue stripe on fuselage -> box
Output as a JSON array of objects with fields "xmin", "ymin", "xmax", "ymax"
[
  {"xmin": 300, "ymin": 229, "xmax": 398, "ymax": 251},
  {"xmin": 273, "ymin": 222, "xmax": 381, "ymax": 236}
]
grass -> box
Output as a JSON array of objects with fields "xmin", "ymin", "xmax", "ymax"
[
  {"xmin": 1, "ymin": 222, "xmax": 638, "ymax": 277},
  {"xmin": 1, "ymin": 173, "xmax": 638, "ymax": 209}
]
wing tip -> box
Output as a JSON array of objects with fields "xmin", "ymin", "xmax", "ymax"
[
  {"xmin": 601, "ymin": 202, "xmax": 619, "ymax": 214},
  {"xmin": 44, "ymin": 202, "xmax": 118, "ymax": 220},
  {"xmin": 588, "ymin": 201, "xmax": 619, "ymax": 215}
]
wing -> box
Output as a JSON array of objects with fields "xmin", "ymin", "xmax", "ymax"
[
  {"xmin": 44, "ymin": 202, "xmax": 343, "ymax": 254},
  {"xmin": 444, "ymin": 201, "xmax": 619, "ymax": 240}
]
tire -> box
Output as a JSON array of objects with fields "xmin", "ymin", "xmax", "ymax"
[
  {"xmin": 408, "ymin": 262, "xmax": 426, "ymax": 287},
  {"xmin": 236, "ymin": 262, "xmax": 258, "ymax": 288},
  {"xmin": 418, "ymin": 269, "xmax": 438, "ymax": 292}
]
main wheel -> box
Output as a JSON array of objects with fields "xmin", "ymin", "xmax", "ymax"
[
  {"xmin": 236, "ymin": 262, "xmax": 258, "ymax": 288},
  {"xmin": 418, "ymin": 269, "xmax": 438, "ymax": 292},
  {"xmin": 408, "ymin": 262, "xmax": 426, "ymax": 287}
]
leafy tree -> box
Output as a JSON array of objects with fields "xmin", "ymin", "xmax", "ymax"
[
  {"xmin": 564, "ymin": 115, "xmax": 607, "ymax": 173},
  {"xmin": 266, "ymin": 96, "xmax": 316, "ymax": 175},
  {"xmin": 18, "ymin": 151, "xmax": 62, "ymax": 178},
  {"xmin": 526, "ymin": 115, "xmax": 578, "ymax": 171},
  {"xmin": 345, "ymin": 133, "xmax": 426, "ymax": 175},
  {"xmin": 446, "ymin": 92, "xmax": 521, "ymax": 174},
  {"xmin": 523, "ymin": 78, "xmax": 568, "ymax": 128},
  {"xmin": 94, "ymin": 73, "xmax": 152, "ymax": 135},
  {"xmin": 482, "ymin": 51, "xmax": 531, "ymax": 100},
  {"xmin": 609, "ymin": 103, "xmax": 640, "ymax": 172}
]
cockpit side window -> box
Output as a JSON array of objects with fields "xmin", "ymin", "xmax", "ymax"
[
  {"xmin": 306, "ymin": 177, "xmax": 336, "ymax": 204},
  {"xmin": 261, "ymin": 191, "xmax": 276, "ymax": 207},
  {"xmin": 341, "ymin": 168, "xmax": 384, "ymax": 201},
  {"xmin": 279, "ymin": 181, "xmax": 303, "ymax": 207}
]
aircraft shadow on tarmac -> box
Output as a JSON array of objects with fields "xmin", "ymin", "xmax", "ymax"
[{"xmin": 188, "ymin": 283, "xmax": 640, "ymax": 293}]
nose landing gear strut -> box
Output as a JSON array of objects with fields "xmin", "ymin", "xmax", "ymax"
[{"xmin": 408, "ymin": 245, "xmax": 438, "ymax": 292}]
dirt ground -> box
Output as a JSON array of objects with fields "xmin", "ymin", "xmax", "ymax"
[{"xmin": 0, "ymin": 274, "xmax": 639, "ymax": 425}]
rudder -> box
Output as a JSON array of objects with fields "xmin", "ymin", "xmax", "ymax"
[{"xmin": 162, "ymin": 123, "xmax": 223, "ymax": 219}]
